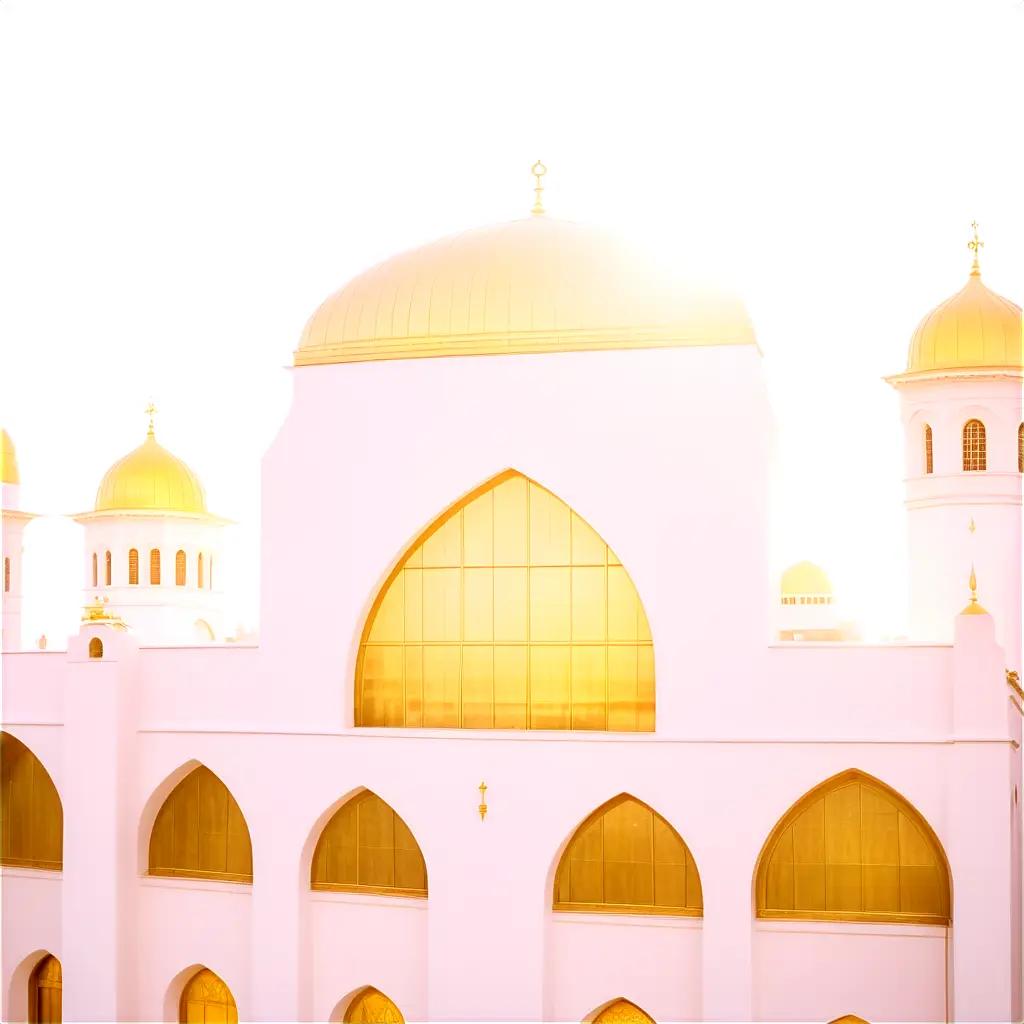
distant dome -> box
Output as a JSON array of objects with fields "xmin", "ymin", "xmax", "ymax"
[
  {"xmin": 295, "ymin": 215, "xmax": 755, "ymax": 366},
  {"xmin": 1, "ymin": 429, "xmax": 19, "ymax": 485},
  {"xmin": 781, "ymin": 561, "xmax": 832, "ymax": 597},
  {"xmin": 906, "ymin": 269, "xmax": 1021, "ymax": 375},
  {"xmin": 95, "ymin": 426, "xmax": 206, "ymax": 514}
]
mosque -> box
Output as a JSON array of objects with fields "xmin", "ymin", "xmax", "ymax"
[{"xmin": 1, "ymin": 167, "xmax": 1022, "ymax": 1023}]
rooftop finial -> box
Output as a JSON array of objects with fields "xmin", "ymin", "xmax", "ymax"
[
  {"xmin": 968, "ymin": 221, "xmax": 983, "ymax": 277},
  {"xmin": 962, "ymin": 563, "xmax": 988, "ymax": 615},
  {"xmin": 531, "ymin": 160, "xmax": 547, "ymax": 216},
  {"xmin": 145, "ymin": 400, "xmax": 157, "ymax": 438}
]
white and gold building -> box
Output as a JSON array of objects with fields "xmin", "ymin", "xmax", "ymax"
[{"xmin": 0, "ymin": 178, "xmax": 1021, "ymax": 1024}]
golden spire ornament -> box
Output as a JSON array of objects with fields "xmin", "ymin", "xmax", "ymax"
[
  {"xmin": 531, "ymin": 161, "xmax": 547, "ymax": 216},
  {"xmin": 968, "ymin": 221, "xmax": 983, "ymax": 277},
  {"xmin": 962, "ymin": 564, "xmax": 988, "ymax": 615},
  {"xmin": 145, "ymin": 400, "xmax": 157, "ymax": 437}
]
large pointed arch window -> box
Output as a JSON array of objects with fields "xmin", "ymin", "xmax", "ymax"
[
  {"xmin": 962, "ymin": 419, "xmax": 986, "ymax": 471},
  {"xmin": 356, "ymin": 471, "xmax": 654, "ymax": 730},
  {"xmin": 0, "ymin": 731, "xmax": 63, "ymax": 869},
  {"xmin": 311, "ymin": 790, "xmax": 427, "ymax": 897},
  {"xmin": 180, "ymin": 968, "xmax": 237, "ymax": 1024},
  {"xmin": 344, "ymin": 987, "xmax": 405, "ymax": 1023},
  {"xmin": 923, "ymin": 424, "xmax": 933, "ymax": 474},
  {"xmin": 592, "ymin": 999, "xmax": 656, "ymax": 1024},
  {"xmin": 554, "ymin": 795, "xmax": 702, "ymax": 916},
  {"xmin": 755, "ymin": 769, "xmax": 950, "ymax": 924},
  {"xmin": 149, "ymin": 765, "xmax": 252, "ymax": 882}
]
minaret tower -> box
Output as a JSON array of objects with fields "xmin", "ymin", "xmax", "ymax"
[
  {"xmin": 887, "ymin": 224, "xmax": 1023, "ymax": 667},
  {"xmin": 73, "ymin": 406, "xmax": 228, "ymax": 643},
  {"xmin": 1, "ymin": 429, "xmax": 36, "ymax": 651}
]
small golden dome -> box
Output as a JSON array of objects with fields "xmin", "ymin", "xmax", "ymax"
[
  {"xmin": 781, "ymin": 561, "xmax": 832, "ymax": 596},
  {"xmin": 1, "ymin": 429, "xmax": 19, "ymax": 485},
  {"xmin": 295, "ymin": 216, "xmax": 755, "ymax": 366},
  {"xmin": 906, "ymin": 271, "xmax": 1021, "ymax": 375},
  {"xmin": 95, "ymin": 426, "xmax": 206, "ymax": 514}
]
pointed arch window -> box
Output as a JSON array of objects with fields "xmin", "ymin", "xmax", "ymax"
[
  {"xmin": 356, "ymin": 471, "xmax": 654, "ymax": 730},
  {"xmin": 755, "ymin": 769, "xmax": 950, "ymax": 924},
  {"xmin": 29, "ymin": 954, "xmax": 62, "ymax": 1024},
  {"xmin": 105, "ymin": 550, "xmax": 112, "ymax": 586},
  {"xmin": 1018, "ymin": 423, "xmax": 1023, "ymax": 473},
  {"xmin": 128, "ymin": 548, "xmax": 139, "ymax": 585},
  {"xmin": 4, "ymin": 556, "xmax": 9, "ymax": 592},
  {"xmin": 923, "ymin": 424, "xmax": 933, "ymax": 474},
  {"xmin": 0, "ymin": 731, "xmax": 63, "ymax": 869},
  {"xmin": 88, "ymin": 637, "xmax": 103, "ymax": 659},
  {"xmin": 344, "ymin": 988, "xmax": 405, "ymax": 1023},
  {"xmin": 962, "ymin": 419, "xmax": 986, "ymax": 471},
  {"xmin": 311, "ymin": 790, "xmax": 427, "ymax": 897},
  {"xmin": 592, "ymin": 999, "xmax": 655, "ymax": 1024},
  {"xmin": 176, "ymin": 550, "xmax": 186, "ymax": 586},
  {"xmin": 180, "ymin": 968, "xmax": 237, "ymax": 1024},
  {"xmin": 149, "ymin": 548, "xmax": 161, "ymax": 585},
  {"xmin": 149, "ymin": 765, "xmax": 252, "ymax": 882},
  {"xmin": 92, "ymin": 552, "xmax": 98, "ymax": 587},
  {"xmin": 554, "ymin": 795, "xmax": 702, "ymax": 916},
  {"xmin": 198, "ymin": 552, "xmax": 204, "ymax": 589}
]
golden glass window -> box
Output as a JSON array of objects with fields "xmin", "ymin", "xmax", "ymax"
[
  {"xmin": 829, "ymin": 1017, "xmax": 870, "ymax": 1024},
  {"xmin": 176, "ymin": 549, "xmax": 187, "ymax": 586},
  {"xmin": 105, "ymin": 550, "xmax": 112, "ymax": 586},
  {"xmin": 149, "ymin": 766, "xmax": 253, "ymax": 883},
  {"xmin": 962, "ymin": 419, "xmax": 986, "ymax": 471},
  {"xmin": 29, "ymin": 954, "xmax": 62, "ymax": 1024},
  {"xmin": 1018, "ymin": 423, "xmax": 1023, "ymax": 473},
  {"xmin": 923, "ymin": 424, "xmax": 933, "ymax": 475},
  {"xmin": 180, "ymin": 967, "xmax": 237, "ymax": 1024},
  {"xmin": 128, "ymin": 548, "xmax": 139, "ymax": 585},
  {"xmin": 88, "ymin": 637, "xmax": 103, "ymax": 659},
  {"xmin": 344, "ymin": 987, "xmax": 405, "ymax": 1023},
  {"xmin": 92, "ymin": 552, "xmax": 98, "ymax": 587},
  {"xmin": 756, "ymin": 770, "xmax": 950, "ymax": 925},
  {"xmin": 150, "ymin": 548, "xmax": 161, "ymax": 585},
  {"xmin": 592, "ymin": 999, "xmax": 656, "ymax": 1024},
  {"xmin": 554, "ymin": 795, "xmax": 702, "ymax": 916},
  {"xmin": 356, "ymin": 471, "xmax": 654, "ymax": 731},
  {"xmin": 311, "ymin": 790, "xmax": 426, "ymax": 897},
  {"xmin": 198, "ymin": 552, "xmax": 204, "ymax": 589},
  {"xmin": 0, "ymin": 732, "xmax": 62, "ymax": 870},
  {"xmin": 4, "ymin": 556, "xmax": 9, "ymax": 592}
]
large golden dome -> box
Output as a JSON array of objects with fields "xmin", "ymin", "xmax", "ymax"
[
  {"xmin": 905, "ymin": 268, "xmax": 1021, "ymax": 375},
  {"xmin": 1, "ymin": 429, "xmax": 19, "ymax": 485},
  {"xmin": 95, "ymin": 426, "xmax": 207, "ymax": 515},
  {"xmin": 295, "ymin": 215, "xmax": 755, "ymax": 366}
]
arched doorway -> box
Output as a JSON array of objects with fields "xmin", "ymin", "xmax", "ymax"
[
  {"xmin": 28, "ymin": 955, "xmax": 61, "ymax": 1024},
  {"xmin": 179, "ymin": 967, "xmax": 237, "ymax": 1023}
]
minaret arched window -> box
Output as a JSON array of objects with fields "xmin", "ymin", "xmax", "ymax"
[
  {"xmin": 198, "ymin": 552, "xmax": 204, "ymax": 589},
  {"xmin": 128, "ymin": 549, "xmax": 139, "ymax": 585},
  {"xmin": 105, "ymin": 550, "xmax": 111, "ymax": 586},
  {"xmin": 4, "ymin": 556, "xmax": 9, "ymax": 592},
  {"xmin": 1018, "ymin": 423, "xmax": 1023, "ymax": 473},
  {"xmin": 176, "ymin": 550, "xmax": 186, "ymax": 586},
  {"xmin": 962, "ymin": 419, "xmax": 986, "ymax": 471},
  {"xmin": 92, "ymin": 552, "xmax": 98, "ymax": 587},
  {"xmin": 150, "ymin": 549, "xmax": 161, "ymax": 585},
  {"xmin": 923, "ymin": 424, "xmax": 933, "ymax": 474}
]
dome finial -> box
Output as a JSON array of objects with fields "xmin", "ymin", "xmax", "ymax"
[
  {"xmin": 531, "ymin": 160, "xmax": 547, "ymax": 216},
  {"xmin": 144, "ymin": 400, "xmax": 157, "ymax": 438},
  {"xmin": 962, "ymin": 563, "xmax": 989, "ymax": 615},
  {"xmin": 968, "ymin": 221, "xmax": 984, "ymax": 277}
]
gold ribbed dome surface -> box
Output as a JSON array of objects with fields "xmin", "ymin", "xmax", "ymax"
[
  {"xmin": 906, "ymin": 271, "xmax": 1022, "ymax": 374},
  {"xmin": 296, "ymin": 216, "xmax": 755, "ymax": 366},
  {"xmin": 95, "ymin": 428, "xmax": 206, "ymax": 514},
  {"xmin": 1, "ymin": 429, "xmax": 19, "ymax": 485},
  {"xmin": 781, "ymin": 561, "xmax": 832, "ymax": 596}
]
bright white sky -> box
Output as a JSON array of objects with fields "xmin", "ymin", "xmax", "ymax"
[{"xmin": 1, "ymin": 0, "xmax": 1021, "ymax": 645}]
